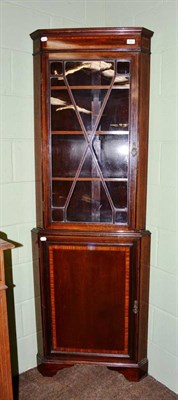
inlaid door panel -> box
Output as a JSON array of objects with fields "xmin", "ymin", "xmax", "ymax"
[{"xmin": 43, "ymin": 241, "xmax": 137, "ymax": 358}]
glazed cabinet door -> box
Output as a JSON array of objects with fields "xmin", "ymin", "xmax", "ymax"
[
  {"xmin": 39, "ymin": 237, "xmax": 139, "ymax": 363},
  {"xmin": 42, "ymin": 56, "xmax": 138, "ymax": 230}
]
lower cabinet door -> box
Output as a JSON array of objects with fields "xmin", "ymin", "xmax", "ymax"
[{"xmin": 40, "ymin": 239, "xmax": 138, "ymax": 361}]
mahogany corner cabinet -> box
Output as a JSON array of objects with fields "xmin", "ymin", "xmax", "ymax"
[{"xmin": 30, "ymin": 27, "xmax": 153, "ymax": 381}]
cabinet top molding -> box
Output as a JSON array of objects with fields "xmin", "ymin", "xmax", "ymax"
[
  {"xmin": 30, "ymin": 27, "xmax": 153, "ymax": 54},
  {"xmin": 30, "ymin": 27, "xmax": 153, "ymax": 39}
]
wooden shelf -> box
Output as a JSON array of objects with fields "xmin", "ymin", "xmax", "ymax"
[
  {"xmin": 51, "ymin": 85, "xmax": 130, "ymax": 90},
  {"xmin": 52, "ymin": 206, "xmax": 128, "ymax": 212},
  {"xmin": 52, "ymin": 177, "xmax": 128, "ymax": 182},
  {"xmin": 51, "ymin": 130, "xmax": 129, "ymax": 135}
]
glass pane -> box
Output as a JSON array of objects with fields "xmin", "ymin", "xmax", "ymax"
[
  {"xmin": 52, "ymin": 208, "xmax": 64, "ymax": 222},
  {"xmin": 117, "ymin": 61, "xmax": 130, "ymax": 75},
  {"xmin": 100, "ymin": 184, "xmax": 113, "ymax": 222},
  {"xmin": 67, "ymin": 181, "xmax": 112, "ymax": 223},
  {"xmin": 115, "ymin": 211, "xmax": 127, "ymax": 224},
  {"xmin": 97, "ymin": 89, "xmax": 129, "ymax": 131},
  {"xmin": 52, "ymin": 181, "xmax": 72, "ymax": 207},
  {"xmin": 50, "ymin": 62, "xmax": 64, "ymax": 86},
  {"xmin": 106, "ymin": 181, "xmax": 127, "ymax": 209},
  {"xmin": 80, "ymin": 149, "xmax": 100, "ymax": 178},
  {"xmin": 114, "ymin": 61, "xmax": 130, "ymax": 87},
  {"xmin": 50, "ymin": 62, "xmax": 63, "ymax": 76},
  {"xmin": 65, "ymin": 61, "xmax": 114, "ymax": 86},
  {"xmin": 51, "ymin": 77, "xmax": 65, "ymax": 87},
  {"xmin": 51, "ymin": 90, "xmax": 81, "ymax": 131},
  {"xmin": 93, "ymin": 134, "xmax": 129, "ymax": 178},
  {"xmin": 67, "ymin": 181, "xmax": 92, "ymax": 222},
  {"xmin": 52, "ymin": 135, "xmax": 87, "ymax": 177},
  {"xmin": 71, "ymin": 89, "xmax": 108, "ymax": 131}
]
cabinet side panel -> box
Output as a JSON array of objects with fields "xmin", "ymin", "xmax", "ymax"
[
  {"xmin": 129, "ymin": 53, "xmax": 139, "ymax": 229},
  {"xmin": 33, "ymin": 55, "xmax": 43, "ymax": 227},
  {"xmin": 136, "ymin": 52, "xmax": 151, "ymax": 229},
  {"xmin": 39, "ymin": 238, "xmax": 53, "ymax": 357},
  {"xmin": 138, "ymin": 234, "xmax": 150, "ymax": 361}
]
